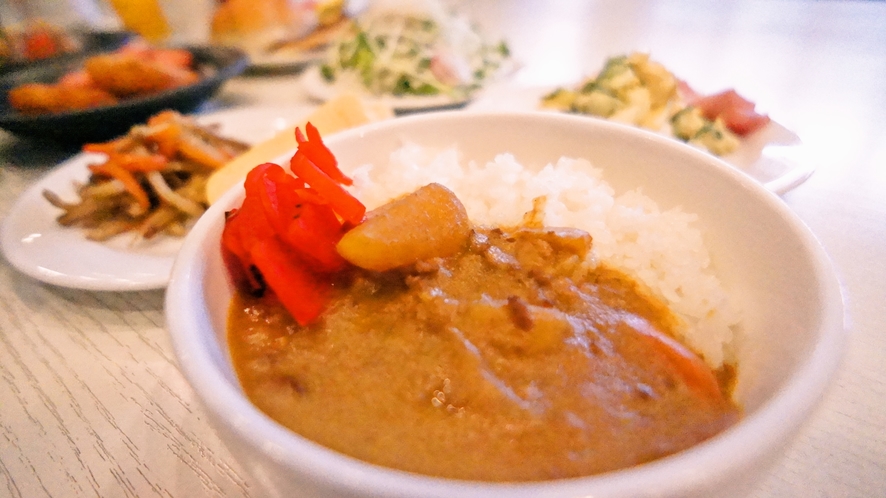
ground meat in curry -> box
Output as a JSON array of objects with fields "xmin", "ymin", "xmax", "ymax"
[{"xmin": 228, "ymin": 225, "xmax": 739, "ymax": 481}]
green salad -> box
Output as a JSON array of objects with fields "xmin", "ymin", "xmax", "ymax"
[{"xmin": 320, "ymin": 4, "xmax": 509, "ymax": 99}]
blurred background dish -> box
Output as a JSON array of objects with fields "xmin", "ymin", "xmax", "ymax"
[
  {"xmin": 301, "ymin": 64, "xmax": 473, "ymax": 112},
  {"xmin": 0, "ymin": 26, "xmax": 134, "ymax": 73},
  {"xmin": 0, "ymin": 0, "xmax": 133, "ymax": 72},
  {"xmin": 304, "ymin": 0, "xmax": 512, "ymax": 111},
  {"xmin": 241, "ymin": 18, "xmax": 352, "ymax": 74},
  {"xmin": 0, "ymin": 44, "xmax": 248, "ymax": 143},
  {"xmin": 467, "ymin": 84, "xmax": 814, "ymax": 195},
  {"xmin": 210, "ymin": 0, "xmax": 364, "ymax": 73}
]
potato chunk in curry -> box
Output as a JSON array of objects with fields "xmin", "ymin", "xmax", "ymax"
[{"xmin": 336, "ymin": 182, "xmax": 470, "ymax": 271}]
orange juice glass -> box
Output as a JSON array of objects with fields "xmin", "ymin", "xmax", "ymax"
[{"xmin": 107, "ymin": 0, "xmax": 171, "ymax": 42}]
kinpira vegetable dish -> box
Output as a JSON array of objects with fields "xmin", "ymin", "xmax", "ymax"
[
  {"xmin": 43, "ymin": 110, "xmax": 248, "ymax": 241},
  {"xmin": 222, "ymin": 125, "xmax": 742, "ymax": 480},
  {"xmin": 541, "ymin": 52, "xmax": 770, "ymax": 156}
]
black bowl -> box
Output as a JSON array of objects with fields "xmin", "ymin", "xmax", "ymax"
[{"xmin": 0, "ymin": 45, "xmax": 249, "ymax": 144}]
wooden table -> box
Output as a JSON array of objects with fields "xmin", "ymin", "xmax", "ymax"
[{"xmin": 2, "ymin": 1, "xmax": 885, "ymax": 496}]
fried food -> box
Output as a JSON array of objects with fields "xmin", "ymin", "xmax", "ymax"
[
  {"xmin": 6, "ymin": 41, "xmax": 200, "ymax": 116},
  {"xmin": 7, "ymin": 83, "xmax": 118, "ymax": 115},
  {"xmin": 84, "ymin": 54, "xmax": 198, "ymax": 97}
]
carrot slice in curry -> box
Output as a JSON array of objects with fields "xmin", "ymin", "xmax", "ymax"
[{"xmin": 620, "ymin": 315, "xmax": 725, "ymax": 402}]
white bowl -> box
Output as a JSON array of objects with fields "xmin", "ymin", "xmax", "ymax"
[{"xmin": 165, "ymin": 112, "xmax": 846, "ymax": 498}]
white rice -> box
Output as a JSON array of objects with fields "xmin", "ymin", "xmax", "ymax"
[{"xmin": 348, "ymin": 143, "xmax": 739, "ymax": 367}]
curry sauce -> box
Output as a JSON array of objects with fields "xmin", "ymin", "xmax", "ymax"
[{"xmin": 228, "ymin": 225, "xmax": 739, "ymax": 481}]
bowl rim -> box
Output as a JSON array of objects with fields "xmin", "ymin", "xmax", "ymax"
[{"xmin": 166, "ymin": 110, "xmax": 847, "ymax": 496}]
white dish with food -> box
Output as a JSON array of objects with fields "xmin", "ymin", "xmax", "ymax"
[
  {"xmin": 0, "ymin": 105, "xmax": 315, "ymax": 291},
  {"xmin": 304, "ymin": 0, "xmax": 512, "ymax": 112},
  {"xmin": 209, "ymin": 0, "xmax": 364, "ymax": 73},
  {"xmin": 467, "ymin": 84, "xmax": 814, "ymax": 195},
  {"xmin": 165, "ymin": 111, "xmax": 845, "ymax": 497},
  {"xmin": 244, "ymin": 15, "xmax": 358, "ymax": 72}
]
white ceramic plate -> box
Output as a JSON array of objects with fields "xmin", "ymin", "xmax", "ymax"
[
  {"xmin": 301, "ymin": 65, "xmax": 473, "ymax": 112},
  {"xmin": 466, "ymin": 85, "xmax": 814, "ymax": 195},
  {"xmin": 0, "ymin": 105, "xmax": 316, "ymax": 291}
]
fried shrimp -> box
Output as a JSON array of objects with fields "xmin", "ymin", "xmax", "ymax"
[
  {"xmin": 84, "ymin": 54, "xmax": 199, "ymax": 97},
  {"xmin": 8, "ymin": 83, "xmax": 118, "ymax": 115},
  {"xmin": 6, "ymin": 41, "xmax": 201, "ymax": 116}
]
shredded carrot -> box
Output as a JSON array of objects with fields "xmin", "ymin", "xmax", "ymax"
[
  {"xmin": 111, "ymin": 152, "xmax": 168, "ymax": 172},
  {"xmin": 88, "ymin": 161, "xmax": 150, "ymax": 210},
  {"xmin": 179, "ymin": 134, "xmax": 229, "ymax": 169},
  {"xmin": 144, "ymin": 121, "xmax": 182, "ymax": 157}
]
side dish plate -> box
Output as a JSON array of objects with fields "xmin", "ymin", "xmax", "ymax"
[
  {"xmin": 0, "ymin": 105, "xmax": 315, "ymax": 291},
  {"xmin": 467, "ymin": 85, "xmax": 814, "ymax": 195}
]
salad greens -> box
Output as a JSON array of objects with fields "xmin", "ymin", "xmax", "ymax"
[{"xmin": 320, "ymin": 8, "xmax": 509, "ymax": 99}]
